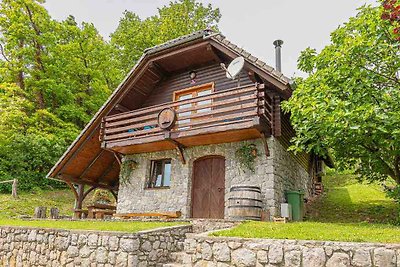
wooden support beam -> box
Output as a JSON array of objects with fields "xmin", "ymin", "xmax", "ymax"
[
  {"xmin": 164, "ymin": 132, "xmax": 186, "ymax": 164},
  {"xmin": 113, "ymin": 152, "xmax": 122, "ymax": 166},
  {"xmin": 248, "ymin": 70, "xmax": 263, "ymax": 84},
  {"xmin": 79, "ymin": 150, "xmax": 105, "ymax": 180},
  {"xmin": 58, "ymin": 125, "xmax": 100, "ymax": 175},
  {"xmin": 272, "ymin": 95, "xmax": 281, "ymax": 137},
  {"xmin": 207, "ymin": 44, "xmax": 222, "ymax": 63},
  {"xmin": 115, "ymin": 104, "xmax": 130, "ymax": 113},
  {"xmin": 75, "ymin": 184, "xmax": 84, "ymax": 211},
  {"xmin": 149, "ymin": 61, "xmax": 169, "ymax": 77},
  {"xmin": 60, "ymin": 174, "xmax": 117, "ymax": 191},
  {"xmin": 98, "ymin": 161, "xmax": 117, "ymax": 184},
  {"xmin": 82, "ymin": 185, "xmax": 97, "ymax": 201},
  {"xmin": 260, "ymin": 132, "xmax": 270, "ymax": 158},
  {"xmin": 151, "ymin": 41, "xmax": 208, "ymax": 63}
]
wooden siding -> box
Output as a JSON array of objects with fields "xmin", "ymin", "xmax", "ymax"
[
  {"xmin": 142, "ymin": 63, "xmax": 253, "ymax": 107},
  {"xmin": 278, "ymin": 112, "xmax": 310, "ymax": 171}
]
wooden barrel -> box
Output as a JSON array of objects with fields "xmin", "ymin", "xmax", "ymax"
[{"xmin": 228, "ymin": 185, "xmax": 262, "ymax": 221}]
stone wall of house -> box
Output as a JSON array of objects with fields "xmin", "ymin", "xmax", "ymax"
[
  {"xmin": 183, "ymin": 234, "xmax": 400, "ymax": 267},
  {"xmin": 271, "ymin": 138, "xmax": 312, "ymax": 216},
  {"xmin": 0, "ymin": 225, "xmax": 191, "ymax": 267},
  {"xmin": 117, "ymin": 137, "xmax": 312, "ymax": 219}
]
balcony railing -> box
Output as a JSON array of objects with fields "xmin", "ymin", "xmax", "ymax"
[{"xmin": 100, "ymin": 83, "xmax": 271, "ymax": 151}]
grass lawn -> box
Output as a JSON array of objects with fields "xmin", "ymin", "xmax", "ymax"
[
  {"xmin": 212, "ymin": 221, "xmax": 400, "ymax": 243},
  {"xmin": 0, "ymin": 188, "xmax": 117, "ymax": 219},
  {"xmin": 214, "ymin": 173, "xmax": 400, "ymax": 243},
  {"xmin": 0, "ymin": 219, "xmax": 186, "ymax": 233},
  {"xmin": 0, "ymin": 189, "xmax": 75, "ymax": 219}
]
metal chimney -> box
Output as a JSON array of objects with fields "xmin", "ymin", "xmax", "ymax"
[{"xmin": 273, "ymin": 39, "xmax": 284, "ymax": 72}]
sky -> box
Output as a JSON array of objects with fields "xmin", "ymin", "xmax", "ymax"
[{"xmin": 44, "ymin": 0, "xmax": 377, "ymax": 77}]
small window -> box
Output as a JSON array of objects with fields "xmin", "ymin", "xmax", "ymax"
[{"xmin": 146, "ymin": 159, "xmax": 171, "ymax": 188}]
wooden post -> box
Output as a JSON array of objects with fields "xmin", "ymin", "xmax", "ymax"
[
  {"xmin": 73, "ymin": 184, "xmax": 85, "ymax": 219},
  {"xmin": 50, "ymin": 207, "xmax": 59, "ymax": 219},
  {"xmin": 34, "ymin": 207, "xmax": 47, "ymax": 219},
  {"xmin": 73, "ymin": 184, "xmax": 84, "ymax": 209},
  {"xmin": 11, "ymin": 179, "xmax": 17, "ymax": 199},
  {"xmin": 0, "ymin": 179, "xmax": 18, "ymax": 198}
]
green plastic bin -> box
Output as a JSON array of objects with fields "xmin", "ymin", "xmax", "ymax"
[{"xmin": 286, "ymin": 190, "xmax": 304, "ymax": 221}]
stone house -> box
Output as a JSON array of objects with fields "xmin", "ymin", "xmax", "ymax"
[{"xmin": 47, "ymin": 30, "xmax": 328, "ymax": 220}]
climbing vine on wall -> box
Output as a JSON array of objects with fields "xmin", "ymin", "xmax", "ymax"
[
  {"xmin": 120, "ymin": 159, "xmax": 138, "ymax": 185},
  {"xmin": 235, "ymin": 144, "xmax": 258, "ymax": 173}
]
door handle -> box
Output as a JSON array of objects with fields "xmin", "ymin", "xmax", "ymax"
[{"xmin": 218, "ymin": 187, "xmax": 224, "ymax": 192}]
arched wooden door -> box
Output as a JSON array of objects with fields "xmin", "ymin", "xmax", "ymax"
[{"xmin": 191, "ymin": 156, "xmax": 225, "ymax": 219}]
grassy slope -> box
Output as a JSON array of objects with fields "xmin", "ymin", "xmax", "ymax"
[
  {"xmin": 0, "ymin": 189, "xmax": 75, "ymax": 219},
  {"xmin": 213, "ymin": 221, "xmax": 400, "ymax": 243},
  {"xmin": 215, "ymin": 173, "xmax": 400, "ymax": 243},
  {"xmin": 306, "ymin": 173, "xmax": 398, "ymax": 223},
  {"xmin": 0, "ymin": 189, "xmax": 184, "ymax": 232}
]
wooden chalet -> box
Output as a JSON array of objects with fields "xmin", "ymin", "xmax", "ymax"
[{"xmin": 47, "ymin": 30, "xmax": 325, "ymax": 220}]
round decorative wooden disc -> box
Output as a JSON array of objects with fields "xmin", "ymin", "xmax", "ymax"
[{"xmin": 157, "ymin": 108, "xmax": 177, "ymax": 130}]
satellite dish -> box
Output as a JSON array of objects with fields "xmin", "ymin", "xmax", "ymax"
[{"xmin": 226, "ymin": 56, "xmax": 244, "ymax": 79}]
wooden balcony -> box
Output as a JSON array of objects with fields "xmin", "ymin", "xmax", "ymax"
[{"xmin": 100, "ymin": 83, "xmax": 271, "ymax": 155}]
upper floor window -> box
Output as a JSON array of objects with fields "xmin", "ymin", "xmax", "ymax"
[{"xmin": 146, "ymin": 159, "xmax": 171, "ymax": 189}]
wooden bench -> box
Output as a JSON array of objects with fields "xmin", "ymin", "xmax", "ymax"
[
  {"xmin": 114, "ymin": 211, "xmax": 181, "ymax": 220},
  {"xmin": 89, "ymin": 209, "xmax": 115, "ymax": 219}
]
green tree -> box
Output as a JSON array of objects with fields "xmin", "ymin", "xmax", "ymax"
[
  {"xmin": 283, "ymin": 5, "xmax": 400, "ymax": 184},
  {"xmin": 52, "ymin": 16, "xmax": 122, "ymax": 127},
  {"xmin": 0, "ymin": 0, "xmax": 56, "ymax": 109},
  {"xmin": 0, "ymin": 0, "xmax": 221, "ymax": 191},
  {"xmin": 111, "ymin": 0, "xmax": 221, "ymax": 74},
  {"xmin": 0, "ymin": 1, "xmax": 120, "ymax": 128},
  {"xmin": 0, "ymin": 83, "xmax": 78, "ymax": 191},
  {"xmin": 0, "ymin": 0, "xmax": 120, "ymax": 190}
]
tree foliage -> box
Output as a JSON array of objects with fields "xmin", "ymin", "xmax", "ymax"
[
  {"xmin": 283, "ymin": 5, "xmax": 400, "ymax": 184},
  {"xmin": 381, "ymin": 0, "xmax": 400, "ymax": 40},
  {"xmin": 111, "ymin": 0, "xmax": 221, "ymax": 74},
  {"xmin": 0, "ymin": 0, "xmax": 220, "ymax": 192}
]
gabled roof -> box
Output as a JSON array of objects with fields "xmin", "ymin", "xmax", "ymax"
[
  {"xmin": 47, "ymin": 29, "xmax": 293, "ymax": 188},
  {"xmin": 145, "ymin": 29, "xmax": 291, "ymax": 85}
]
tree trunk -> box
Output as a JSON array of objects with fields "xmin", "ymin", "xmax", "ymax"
[
  {"xmin": 24, "ymin": 3, "xmax": 46, "ymax": 109},
  {"xmin": 16, "ymin": 40, "xmax": 25, "ymax": 90}
]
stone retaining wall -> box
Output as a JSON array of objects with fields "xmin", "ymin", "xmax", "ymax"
[
  {"xmin": 0, "ymin": 224, "xmax": 191, "ymax": 267},
  {"xmin": 183, "ymin": 233, "xmax": 400, "ymax": 267}
]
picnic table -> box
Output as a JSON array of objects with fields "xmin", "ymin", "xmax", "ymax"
[{"xmin": 87, "ymin": 203, "xmax": 116, "ymax": 219}]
